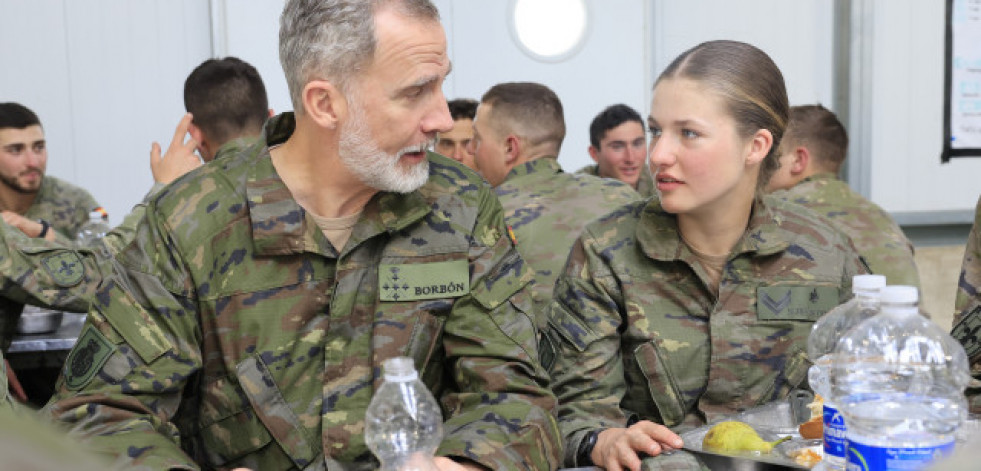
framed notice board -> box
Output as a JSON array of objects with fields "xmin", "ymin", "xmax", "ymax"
[{"xmin": 944, "ymin": 0, "xmax": 981, "ymax": 162}]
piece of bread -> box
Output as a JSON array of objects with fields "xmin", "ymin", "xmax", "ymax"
[
  {"xmin": 799, "ymin": 416, "xmax": 823, "ymax": 439},
  {"xmin": 798, "ymin": 393, "xmax": 824, "ymax": 439}
]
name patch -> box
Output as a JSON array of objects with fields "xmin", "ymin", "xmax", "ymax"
[
  {"xmin": 379, "ymin": 259, "xmax": 470, "ymax": 302},
  {"xmin": 757, "ymin": 285, "xmax": 839, "ymax": 321}
]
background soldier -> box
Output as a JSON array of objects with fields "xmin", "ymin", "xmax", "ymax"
[
  {"xmin": 766, "ymin": 104, "xmax": 918, "ymax": 288},
  {"xmin": 470, "ymin": 82, "xmax": 639, "ymax": 319}
]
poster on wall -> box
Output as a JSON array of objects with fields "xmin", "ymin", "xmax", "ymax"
[{"xmin": 944, "ymin": 0, "xmax": 981, "ymax": 162}]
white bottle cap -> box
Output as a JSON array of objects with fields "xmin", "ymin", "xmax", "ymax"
[
  {"xmin": 852, "ymin": 274, "xmax": 886, "ymax": 294},
  {"xmin": 382, "ymin": 356, "xmax": 419, "ymax": 382},
  {"xmin": 880, "ymin": 285, "xmax": 918, "ymax": 305}
]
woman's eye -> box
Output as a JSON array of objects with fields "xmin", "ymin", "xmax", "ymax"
[
  {"xmin": 682, "ymin": 129, "xmax": 698, "ymax": 139},
  {"xmin": 647, "ymin": 126, "xmax": 661, "ymax": 138}
]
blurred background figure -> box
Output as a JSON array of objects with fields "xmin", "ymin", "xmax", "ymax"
[
  {"xmin": 580, "ymin": 103, "xmax": 655, "ymax": 197},
  {"xmin": 766, "ymin": 104, "xmax": 919, "ymax": 289},
  {"xmin": 435, "ymin": 98, "xmax": 478, "ymax": 170},
  {"xmin": 470, "ymin": 82, "xmax": 638, "ymax": 318}
]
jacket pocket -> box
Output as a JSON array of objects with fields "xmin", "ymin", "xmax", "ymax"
[
  {"xmin": 235, "ymin": 355, "xmax": 319, "ymax": 469},
  {"xmin": 197, "ymin": 375, "xmax": 275, "ymax": 466},
  {"xmin": 756, "ymin": 347, "xmax": 811, "ymax": 405},
  {"xmin": 633, "ymin": 341, "xmax": 687, "ymax": 427}
]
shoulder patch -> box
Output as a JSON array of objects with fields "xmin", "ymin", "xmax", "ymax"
[
  {"xmin": 64, "ymin": 324, "xmax": 115, "ymax": 390},
  {"xmin": 40, "ymin": 251, "xmax": 85, "ymax": 287}
]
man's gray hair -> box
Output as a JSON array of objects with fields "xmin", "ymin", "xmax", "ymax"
[{"xmin": 279, "ymin": 0, "xmax": 440, "ymax": 114}]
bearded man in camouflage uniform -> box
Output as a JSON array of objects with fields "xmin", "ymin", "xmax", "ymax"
[
  {"xmin": 766, "ymin": 104, "xmax": 919, "ymax": 288},
  {"xmin": 0, "ymin": 103, "xmax": 102, "ymax": 244},
  {"xmin": 952, "ymin": 195, "xmax": 981, "ymax": 412},
  {"xmin": 470, "ymin": 82, "xmax": 639, "ymax": 319},
  {"xmin": 43, "ymin": 1, "xmax": 560, "ymax": 470}
]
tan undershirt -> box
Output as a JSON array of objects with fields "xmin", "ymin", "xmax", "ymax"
[
  {"xmin": 309, "ymin": 210, "xmax": 362, "ymax": 251},
  {"xmin": 681, "ymin": 234, "xmax": 729, "ymax": 297}
]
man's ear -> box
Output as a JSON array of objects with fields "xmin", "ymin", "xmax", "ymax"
[
  {"xmin": 790, "ymin": 146, "xmax": 811, "ymax": 175},
  {"xmin": 588, "ymin": 145, "xmax": 600, "ymax": 163},
  {"xmin": 187, "ymin": 123, "xmax": 209, "ymax": 157},
  {"xmin": 301, "ymin": 80, "xmax": 346, "ymax": 130},
  {"xmin": 504, "ymin": 135, "xmax": 521, "ymax": 165}
]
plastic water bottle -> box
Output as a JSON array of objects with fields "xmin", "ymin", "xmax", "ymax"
[
  {"xmin": 75, "ymin": 209, "xmax": 111, "ymax": 247},
  {"xmin": 832, "ymin": 286, "xmax": 971, "ymax": 471},
  {"xmin": 807, "ymin": 274, "xmax": 886, "ymax": 470},
  {"xmin": 365, "ymin": 357, "xmax": 443, "ymax": 471}
]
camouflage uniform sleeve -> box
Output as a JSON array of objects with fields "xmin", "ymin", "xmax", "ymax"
[
  {"xmin": 953, "ymin": 196, "xmax": 981, "ymax": 394},
  {"xmin": 101, "ymin": 183, "xmax": 164, "ymax": 256},
  {"xmin": 546, "ymin": 233, "xmax": 632, "ymax": 468},
  {"xmin": 435, "ymin": 187, "xmax": 562, "ymax": 471},
  {"xmin": 0, "ymin": 221, "xmax": 103, "ymax": 313},
  {"xmin": 42, "ymin": 203, "xmax": 201, "ymax": 471}
]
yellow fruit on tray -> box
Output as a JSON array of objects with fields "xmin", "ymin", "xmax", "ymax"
[{"xmin": 702, "ymin": 421, "xmax": 791, "ymax": 454}]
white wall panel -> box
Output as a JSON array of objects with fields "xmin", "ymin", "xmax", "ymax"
[
  {"xmin": 866, "ymin": 0, "xmax": 981, "ymax": 216},
  {"xmin": 652, "ymin": 0, "xmax": 834, "ymax": 111},
  {"xmin": 0, "ymin": 0, "xmax": 212, "ymax": 224}
]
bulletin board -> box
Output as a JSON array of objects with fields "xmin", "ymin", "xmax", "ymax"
[{"xmin": 943, "ymin": 0, "xmax": 981, "ymax": 162}]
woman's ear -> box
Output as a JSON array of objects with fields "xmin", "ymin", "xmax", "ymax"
[
  {"xmin": 301, "ymin": 80, "xmax": 347, "ymax": 131},
  {"xmin": 746, "ymin": 128, "xmax": 773, "ymax": 166}
]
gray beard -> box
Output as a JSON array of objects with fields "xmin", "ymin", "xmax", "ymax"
[{"xmin": 337, "ymin": 98, "xmax": 432, "ymax": 194}]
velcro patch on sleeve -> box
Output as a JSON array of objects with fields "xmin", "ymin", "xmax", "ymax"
[
  {"xmin": 40, "ymin": 251, "xmax": 85, "ymax": 287},
  {"xmin": 64, "ymin": 324, "xmax": 116, "ymax": 390}
]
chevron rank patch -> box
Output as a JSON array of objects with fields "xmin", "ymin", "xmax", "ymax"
[
  {"xmin": 64, "ymin": 324, "xmax": 114, "ymax": 390},
  {"xmin": 757, "ymin": 286, "xmax": 839, "ymax": 321},
  {"xmin": 40, "ymin": 251, "xmax": 85, "ymax": 287}
]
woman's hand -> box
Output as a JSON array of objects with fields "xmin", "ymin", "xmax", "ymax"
[{"xmin": 592, "ymin": 421, "xmax": 684, "ymax": 471}]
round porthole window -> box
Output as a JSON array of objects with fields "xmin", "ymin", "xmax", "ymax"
[{"xmin": 509, "ymin": 0, "xmax": 589, "ymax": 62}]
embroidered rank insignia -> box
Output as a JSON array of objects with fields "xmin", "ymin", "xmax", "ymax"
[
  {"xmin": 757, "ymin": 286, "xmax": 839, "ymax": 321},
  {"xmin": 379, "ymin": 259, "xmax": 470, "ymax": 301},
  {"xmin": 40, "ymin": 251, "xmax": 85, "ymax": 287},
  {"xmin": 64, "ymin": 324, "xmax": 115, "ymax": 390}
]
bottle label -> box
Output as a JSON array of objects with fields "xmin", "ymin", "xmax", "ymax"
[
  {"xmin": 823, "ymin": 403, "xmax": 847, "ymax": 461},
  {"xmin": 845, "ymin": 438, "xmax": 955, "ymax": 471}
]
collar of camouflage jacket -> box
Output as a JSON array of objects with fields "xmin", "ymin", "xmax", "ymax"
[
  {"xmin": 635, "ymin": 195, "xmax": 789, "ymax": 262},
  {"xmin": 800, "ymin": 172, "xmax": 837, "ymax": 185},
  {"xmin": 247, "ymin": 113, "xmax": 432, "ymax": 257},
  {"xmin": 503, "ymin": 157, "xmax": 562, "ymax": 183}
]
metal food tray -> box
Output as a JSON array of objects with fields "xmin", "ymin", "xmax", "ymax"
[{"xmin": 679, "ymin": 401, "xmax": 821, "ymax": 470}]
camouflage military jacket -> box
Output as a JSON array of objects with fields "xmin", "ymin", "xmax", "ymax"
[
  {"xmin": 19, "ymin": 175, "xmax": 101, "ymax": 244},
  {"xmin": 952, "ymin": 194, "xmax": 981, "ymax": 410},
  {"xmin": 496, "ymin": 158, "xmax": 639, "ymax": 319},
  {"xmin": 0, "ymin": 138, "xmax": 255, "ymax": 322},
  {"xmin": 105, "ymin": 137, "xmax": 254, "ymax": 256},
  {"xmin": 546, "ymin": 196, "xmax": 865, "ymax": 467},
  {"xmin": 575, "ymin": 163, "xmax": 656, "ymax": 198},
  {"xmin": 772, "ymin": 173, "xmax": 919, "ymax": 288},
  {"xmin": 44, "ymin": 113, "xmax": 561, "ymax": 471}
]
